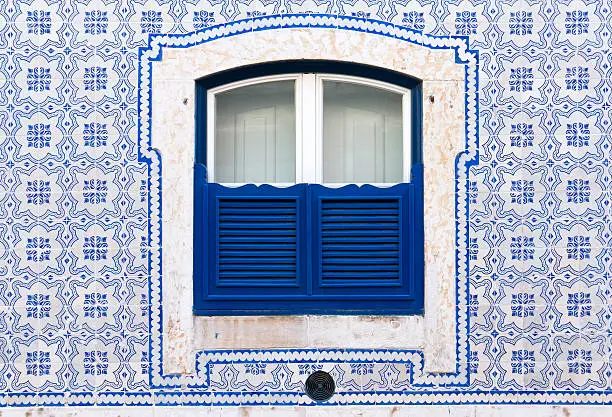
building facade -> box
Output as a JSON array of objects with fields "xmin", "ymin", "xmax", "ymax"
[{"xmin": 0, "ymin": 0, "xmax": 611, "ymax": 415}]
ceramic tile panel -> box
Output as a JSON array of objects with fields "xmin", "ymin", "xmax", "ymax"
[{"xmin": 0, "ymin": 0, "xmax": 611, "ymax": 412}]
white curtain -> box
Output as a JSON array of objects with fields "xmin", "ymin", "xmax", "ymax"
[
  {"xmin": 322, "ymin": 80, "xmax": 403, "ymax": 184},
  {"xmin": 215, "ymin": 80, "xmax": 296, "ymax": 183}
]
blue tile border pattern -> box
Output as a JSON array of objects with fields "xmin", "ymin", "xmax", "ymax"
[
  {"xmin": 139, "ymin": 14, "xmax": 478, "ymax": 405},
  {"xmin": 4, "ymin": 0, "xmax": 612, "ymax": 408}
]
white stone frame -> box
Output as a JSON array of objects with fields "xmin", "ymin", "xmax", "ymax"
[{"xmin": 151, "ymin": 27, "xmax": 465, "ymax": 376}]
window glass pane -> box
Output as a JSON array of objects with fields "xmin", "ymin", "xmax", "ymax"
[
  {"xmin": 322, "ymin": 80, "xmax": 403, "ymax": 183},
  {"xmin": 215, "ymin": 80, "xmax": 296, "ymax": 183}
]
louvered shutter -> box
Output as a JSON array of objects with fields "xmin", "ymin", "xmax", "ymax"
[
  {"xmin": 310, "ymin": 183, "xmax": 419, "ymax": 301},
  {"xmin": 194, "ymin": 168, "xmax": 423, "ymax": 314},
  {"xmin": 201, "ymin": 183, "xmax": 308, "ymax": 304}
]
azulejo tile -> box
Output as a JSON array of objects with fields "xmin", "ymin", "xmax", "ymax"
[{"xmin": 0, "ymin": 0, "xmax": 611, "ymax": 408}]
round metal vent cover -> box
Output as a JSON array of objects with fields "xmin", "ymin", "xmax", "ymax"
[{"xmin": 305, "ymin": 370, "xmax": 335, "ymax": 402}]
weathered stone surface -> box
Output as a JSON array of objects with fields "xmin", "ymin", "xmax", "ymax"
[{"xmin": 154, "ymin": 28, "xmax": 462, "ymax": 374}]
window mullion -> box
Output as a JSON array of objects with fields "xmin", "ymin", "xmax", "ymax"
[
  {"xmin": 314, "ymin": 75, "xmax": 323, "ymax": 184},
  {"xmin": 403, "ymin": 92, "xmax": 412, "ymax": 182},
  {"xmin": 295, "ymin": 75, "xmax": 303, "ymax": 183},
  {"xmin": 301, "ymin": 73, "xmax": 317, "ymax": 183}
]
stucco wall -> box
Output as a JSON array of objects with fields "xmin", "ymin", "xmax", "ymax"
[{"xmin": 0, "ymin": 0, "xmax": 610, "ymax": 413}]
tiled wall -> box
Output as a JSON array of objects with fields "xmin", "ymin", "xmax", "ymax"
[{"xmin": 1, "ymin": 0, "xmax": 612, "ymax": 411}]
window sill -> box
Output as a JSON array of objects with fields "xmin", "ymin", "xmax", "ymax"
[{"xmin": 192, "ymin": 315, "xmax": 424, "ymax": 350}]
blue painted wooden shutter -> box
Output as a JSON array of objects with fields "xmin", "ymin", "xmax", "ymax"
[
  {"xmin": 193, "ymin": 166, "xmax": 423, "ymax": 314},
  {"xmin": 217, "ymin": 198, "xmax": 298, "ymax": 284},
  {"xmin": 310, "ymin": 184, "xmax": 417, "ymax": 300},
  {"xmin": 202, "ymin": 183, "xmax": 308, "ymax": 303},
  {"xmin": 319, "ymin": 198, "xmax": 401, "ymax": 285}
]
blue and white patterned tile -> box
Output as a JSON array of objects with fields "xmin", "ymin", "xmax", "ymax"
[
  {"xmin": 550, "ymin": 51, "xmax": 605, "ymax": 106},
  {"xmin": 496, "ymin": 277, "xmax": 551, "ymax": 333},
  {"xmin": 551, "ymin": 0, "xmax": 605, "ymax": 49},
  {"xmin": 495, "ymin": 108, "xmax": 549, "ymax": 163},
  {"xmin": 121, "ymin": 0, "xmax": 178, "ymax": 48},
  {"xmin": 495, "ymin": 1, "xmax": 548, "ymax": 49},
  {"xmin": 69, "ymin": 0, "xmax": 122, "ymax": 46},
  {"xmin": 440, "ymin": 0, "xmax": 498, "ymax": 48},
  {"xmin": 1, "ymin": 0, "xmax": 612, "ymax": 407},
  {"xmin": 551, "ymin": 275, "xmax": 607, "ymax": 333},
  {"xmin": 387, "ymin": 0, "xmax": 437, "ymax": 33},
  {"xmin": 178, "ymin": 0, "xmax": 230, "ymax": 32},
  {"xmin": 496, "ymin": 333, "xmax": 551, "ymax": 390},
  {"xmin": 494, "ymin": 51, "xmax": 549, "ymax": 107},
  {"xmin": 551, "ymin": 334, "xmax": 608, "ymax": 390}
]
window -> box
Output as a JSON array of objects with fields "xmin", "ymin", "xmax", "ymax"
[{"xmin": 194, "ymin": 61, "xmax": 423, "ymax": 315}]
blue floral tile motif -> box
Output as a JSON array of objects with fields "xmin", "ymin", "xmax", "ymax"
[
  {"xmin": 193, "ymin": 11, "xmax": 216, "ymax": 29},
  {"xmin": 565, "ymin": 11, "xmax": 589, "ymax": 35},
  {"xmin": 402, "ymin": 11, "xmax": 424, "ymax": 31},
  {"xmin": 141, "ymin": 11, "xmax": 164, "ymax": 34},
  {"xmin": 26, "ymin": 10, "xmax": 51, "ymax": 35},
  {"xmin": 567, "ymin": 292, "xmax": 591, "ymax": 317},
  {"xmin": 511, "ymin": 349, "xmax": 535, "ymax": 375},
  {"xmin": 0, "ymin": 0, "xmax": 611, "ymax": 408},
  {"xmin": 509, "ymin": 67, "xmax": 534, "ymax": 92},
  {"xmin": 455, "ymin": 11, "xmax": 477, "ymax": 35},
  {"xmin": 84, "ymin": 11, "xmax": 108, "ymax": 35},
  {"xmin": 26, "ymin": 351, "xmax": 51, "ymax": 376},
  {"xmin": 509, "ymin": 11, "xmax": 532, "ymax": 36},
  {"xmin": 26, "ymin": 294, "xmax": 50, "ymax": 318},
  {"xmin": 27, "ymin": 67, "xmax": 51, "ymax": 92},
  {"xmin": 83, "ymin": 351, "xmax": 108, "ymax": 376}
]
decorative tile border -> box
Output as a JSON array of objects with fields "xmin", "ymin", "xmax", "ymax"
[{"xmin": 137, "ymin": 14, "xmax": 479, "ymax": 404}]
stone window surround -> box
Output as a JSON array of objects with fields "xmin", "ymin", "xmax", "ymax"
[{"xmin": 151, "ymin": 27, "xmax": 464, "ymax": 376}]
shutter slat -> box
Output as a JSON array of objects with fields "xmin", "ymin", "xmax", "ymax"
[
  {"xmin": 322, "ymin": 237, "xmax": 398, "ymax": 243},
  {"xmin": 322, "ymin": 244, "xmax": 399, "ymax": 251},
  {"xmin": 220, "ymin": 229, "xmax": 296, "ymax": 236},
  {"xmin": 219, "ymin": 236, "xmax": 296, "ymax": 243},
  {"xmin": 220, "ymin": 265, "xmax": 296, "ymax": 272},
  {"xmin": 322, "ymin": 250, "xmax": 399, "ymax": 257},
  {"xmin": 321, "ymin": 258, "xmax": 398, "ymax": 264},
  {"xmin": 220, "ymin": 250, "xmax": 296, "ymax": 257},
  {"xmin": 322, "ymin": 215, "xmax": 398, "ymax": 222},
  {"xmin": 218, "ymin": 272, "xmax": 296, "ymax": 278},
  {"xmin": 220, "ymin": 201, "xmax": 296, "ymax": 208},
  {"xmin": 322, "ymin": 230, "xmax": 398, "ymax": 237},
  {"xmin": 219, "ymin": 208, "xmax": 296, "ymax": 215},
  {"xmin": 220, "ymin": 222, "xmax": 297, "ymax": 229},
  {"xmin": 322, "ymin": 223, "xmax": 398, "ymax": 230},
  {"xmin": 220, "ymin": 215, "xmax": 296, "ymax": 221},
  {"xmin": 320, "ymin": 201, "xmax": 397, "ymax": 209},
  {"xmin": 322, "ymin": 209, "xmax": 397, "ymax": 215},
  {"xmin": 220, "ymin": 257, "xmax": 296, "ymax": 264},
  {"xmin": 219, "ymin": 243, "xmax": 297, "ymax": 250},
  {"xmin": 319, "ymin": 272, "xmax": 399, "ymax": 279}
]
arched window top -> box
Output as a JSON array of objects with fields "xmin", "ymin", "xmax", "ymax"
[{"xmin": 196, "ymin": 60, "xmax": 423, "ymax": 186}]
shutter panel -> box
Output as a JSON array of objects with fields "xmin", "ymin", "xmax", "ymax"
[
  {"xmin": 204, "ymin": 184, "xmax": 308, "ymax": 299},
  {"xmin": 217, "ymin": 198, "xmax": 298, "ymax": 283},
  {"xmin": 194, "ymin": 181, "xmax": 422, "ymax": 314},
  {"xmin": 310, "ymin": 184, "xmax": 416, "ymax": 299}
]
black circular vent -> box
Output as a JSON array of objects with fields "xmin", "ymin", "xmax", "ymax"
[{"xmin": 305, "ymin": 370, "xmax": 335, "ymax": 402}]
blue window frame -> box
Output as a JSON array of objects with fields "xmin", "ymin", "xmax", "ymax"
[{"xmin": 194, "ymin": 60, "xmax": 423, "ymax": 315}]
